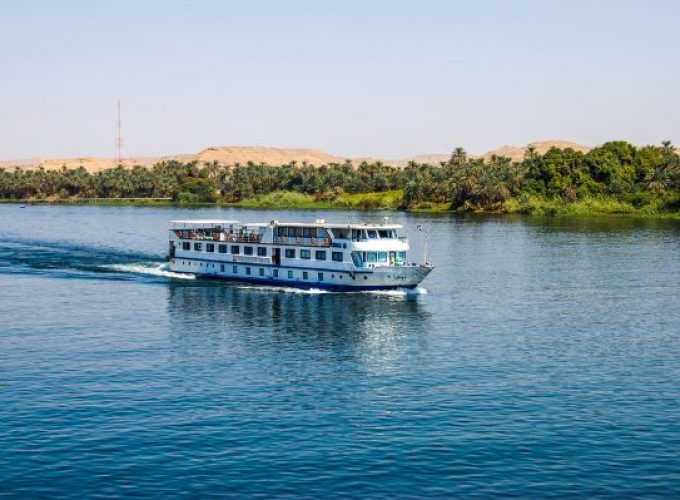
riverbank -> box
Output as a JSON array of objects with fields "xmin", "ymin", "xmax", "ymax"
[{"xmin": 4, "ymin": 191, "xmax": 680, "ymax": 219}]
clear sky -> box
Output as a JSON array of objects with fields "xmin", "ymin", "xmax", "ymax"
[{"xmin": 1, "ymin": 0, "xmax": 678, "ymax": 159}]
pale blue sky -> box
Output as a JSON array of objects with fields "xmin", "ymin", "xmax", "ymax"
[{"xmin": 1, "ymin": 0, "xmax": 678, "ymax": 159}]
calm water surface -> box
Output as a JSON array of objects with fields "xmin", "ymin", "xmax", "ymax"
[{"xmin": 1, "ymin": 205, "xmax": 680, "ymax": 497}]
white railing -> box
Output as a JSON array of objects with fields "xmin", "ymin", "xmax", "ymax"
[{"xmin": 233, "ymin": 256, "xmax": 271, "ymax": 265}]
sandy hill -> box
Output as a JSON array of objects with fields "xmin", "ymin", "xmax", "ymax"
[
  {"xmin": 0, "ymin": 156, "xmax": 158, "ymax": 173},
  {"xmin": 1, "ymin": 141, "xmax": 592, "ymax": 172},
  {"xmin": 481, "ymin": 140, "xmax": 591, "ymax": 161},
  {"xmin": 190, "ymin": 146, "xmax": 346, "ymax": 166}
]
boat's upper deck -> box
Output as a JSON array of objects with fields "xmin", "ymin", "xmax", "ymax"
[
  {"xmin": 170, "ymin": 219, "xmax": 403, "ymax": 230},
  {"xmin": 170, "ymin": 218, "xmax": 408, "ymax": 249}
]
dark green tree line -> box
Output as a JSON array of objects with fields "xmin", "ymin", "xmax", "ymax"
[{"xmin": 1, "ymin": 141, "xmax": 678, "ymax": 212}]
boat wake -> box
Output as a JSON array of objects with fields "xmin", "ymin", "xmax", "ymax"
[
  {"xmin": 101, "ymin": 263, "xmax": 196, "ymax": 280},
  {"xmin": 0, "ymin": 237, "xmax": 181, "ymax": 283},
  {"xmin": 229, "ymin": 284, "xmax": 426, "ymax": 296},
  {"xmin": 233, "ymin": 284, "xmax": 329, "ymax": 294},
  {"xmin": 357, "ymin": 287, "xmax": 428, "ymax": 296},
  {"xmin": 0, "ymin": 238, "xmax": 426, "ymax": 294}
]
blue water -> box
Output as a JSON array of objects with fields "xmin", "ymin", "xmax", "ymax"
[{"xmin": 1, "ymin": 205, "xmax": 680, "ymax": 497}]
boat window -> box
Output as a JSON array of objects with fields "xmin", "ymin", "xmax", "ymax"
[
  {"xmin": 315, "ymin": 250, "xmax": 327, "ymax": 260},
  {"xmin": 351, "ymin": 252, "xmax": 362, "ymax": 267},
  {"xmin": 295, "ymin": 227, "xmax": 303, "ymax": 237},
  {"xmin": 244, "ymin": 246, "xmax": 253, "ymax": 255},
  {"xmin": 257, "ymin": 247, "xmax": 267, "ymax": 256},
  {"xmin": 334, "ymin": 228, "xmax": 350, "ymax": 239},
  {"xmin": 273, "ymin": 269, "xmax": 279, "ymax": 278},
  {"xmin": 246, "ymin": 267, "xmax": 251, "ymax": 275},
  {"xmin": 300, "ymin": 249, "xmax": 311, "ymax": 259},
  {"xmin": 194, "ymin": 242, "xmax": 202, "ymax": 251},
  {"xmin": 332, "ymin": 252, "xmax": 343, "ymax": 262},
  {"xmin": 303, "ymin": 271, "xmax": 308, "ymax": 280},
  {"xmin": 367, "ymin": 252, "xmax": 377, "ymax": 263},
  {"xmin": 288, "ymin": 270, "xmax": 293, "ymax": 279},
  {"xmin": 367, "ymin": 230, "xmax": 377, "ymax": 239},
  {"xmin": 302, "ymin": 227, "xmax": 312, "ymax": 238},
  {"xmin": 220, "ymin": 264, "xmax": 225, "ymax": 272},
  {"xmin": 378, "ymin": 252, "xmax": 388, "ymax": 262},
  {"xmin": 316, "ymin": 228, "xmax": 327, "ymax": 238},
  {"xmin": 218, "ymin": 244, "xmax": 227, "ymax": 254},
  {"xmin": 182, "ymin": 242, "xmax": 190, "ymax": 251},
  {"xmin": 259, "ymin": 268, "xmax": 264, "ymax": 277},
  {"xmin": 287, "ymin": 227, "xmax": 296, "ymax": 237},
  {"xmin": 378, "ymin": 230, "xmax": 389, "ymax": 238},
  {"xmin": 285, "ymin": 249, "xmax": 296, "ymax": 258},
  {"xmin": 231, "ymin": 245, "xmax": 240, "ymax": 255},
  {"xmin": 206, "ymin": 243, "xmax": 215, "ymax": 252},
  {"xmin": 233, "ymin": 265, "xmax": 237, "ymax": 274},
  {"xmin": 397, "ymin": 251, "xmax": 406, "ymax": 263},
  {"xmin": 318, "ymin": 272, "xmax": 323, "ymax": 281}
]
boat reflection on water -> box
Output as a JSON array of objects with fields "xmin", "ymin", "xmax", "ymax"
[{"xmin": 165, "ymin": 281, "xmax": 431, "ymax": 372}]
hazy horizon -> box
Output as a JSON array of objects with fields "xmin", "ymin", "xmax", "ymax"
[{"xmin": 1, "ymin": 0, "xmax": 679, "ymax": 160}]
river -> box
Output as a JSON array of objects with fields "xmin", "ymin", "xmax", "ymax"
[{"xmin": 1, "ymin": 205, "xmax": 679, "ymax": 497}]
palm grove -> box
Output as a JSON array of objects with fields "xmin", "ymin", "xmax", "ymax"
[{"xmin": 1, "ymin": 141, "xmax": 679, "ymax": 214}]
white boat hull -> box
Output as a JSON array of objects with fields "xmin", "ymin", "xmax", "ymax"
[{"xmin": 168, "ymin": 257, "xmax": 432, "ymax": 290}]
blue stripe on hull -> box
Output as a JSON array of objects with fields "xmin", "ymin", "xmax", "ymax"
[{"xmin": 192, "ymin": 273, "xmax": 417, "ymax": 291}]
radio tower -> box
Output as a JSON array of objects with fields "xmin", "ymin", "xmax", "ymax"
[{"xmin": 116, "ymin": 100, "xmax": 123, "ymax": 165}]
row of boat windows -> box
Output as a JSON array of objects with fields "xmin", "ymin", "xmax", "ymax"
[
  {"xmin": 363, "ymin": 251, "xmax": 407, "ymax": 263},
  {"xmin": 346, "ymin": 229, "xmax": 398, "ymax": 239},
  {"xmin": 183, "ymin": 242, "xmax": 268, "ymax": 256},
  {"xmin": 178, "ymin": 261, "xmax": 364, "ymax": 281},
  {"xmin": 287, "ymin": 248, "xmax": 343, "ymax": 262},
  {"xmin": 275, "ymin": 227, "xmax": 329, "ymax": 238},
  {"xmin": 273, "ymin": 227, "xmax": 397, "ymax": 240},
  {"xmin": 182, "ymin": 241, "xmax": 344, "ymax": 262}
]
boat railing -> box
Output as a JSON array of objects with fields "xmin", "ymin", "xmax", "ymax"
[
  {"xmin": 274, "ymin": 236, "xmax": 332, "ymax": 247},
  {"xmin": 335, "ymin": 236, "xmax": 409, "ymax": 243},
  {"xmin": 220, "ymin": 233, "xmax": 262, "ymax": 243},
  {"xmin": 174, "ymin": 230, "xmax": 261, "ymax": 243},
  {"xmin": 360, "ymin": 262, "xmax": 419, "ymax": 269}
]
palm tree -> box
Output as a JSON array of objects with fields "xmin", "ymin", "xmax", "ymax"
[
  {"xmin": 450, "ymin": 147, "xmax": 467, "ymax": 166},
  {"xmin": 524, "ymin": 144, "xmax": 539, "ymax": 161},
  {"xmin": 661, "ymin": 140, "xmax": 674, "ymax": 155}
]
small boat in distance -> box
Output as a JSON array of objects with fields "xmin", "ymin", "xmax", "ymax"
[{"xmin": 167, "ymin": 219, "xmax": 433, "ymax": 290}]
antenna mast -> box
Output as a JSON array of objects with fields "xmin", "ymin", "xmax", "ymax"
[{"xmin": 116, "ymin": 101, "xmax": 123, "ymax": 165}]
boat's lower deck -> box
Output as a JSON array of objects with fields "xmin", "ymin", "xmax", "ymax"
[{"xmin": 168, "ymin": 256, "xmax": 431, "ymax": 289}]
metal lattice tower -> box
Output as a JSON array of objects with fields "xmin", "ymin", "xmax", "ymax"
[{"xmin": 116, "ymin": 101, "xmax": 123, "ymax": 165}]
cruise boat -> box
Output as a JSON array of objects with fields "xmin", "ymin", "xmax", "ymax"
[{"xmin": 167, "ymin": 219, "xmax": 433, "ymax": 290}]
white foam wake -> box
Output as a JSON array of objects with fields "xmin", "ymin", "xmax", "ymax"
[
  {"xmin": 103, "ymin": 263, "xmax": 196, "ymax": 280},
  {"xmin": 357, "ymin": 287, "xmax": 428, "ymax": 296},
  {"xmin": 234, "ymin": 284, "xmax": 328, "ymax": 295}
]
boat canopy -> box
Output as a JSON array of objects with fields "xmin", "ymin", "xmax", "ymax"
[
  {"xmin": 170, "ymin": 219, "xmax": 240, "ymax": 229},
  {"xmin": 271, "ymin": 221, "xmax": 403, "ymax": 230},
  {"xmin": 171, "ymin": 219, "xmax": 403, "ymax": 230}
]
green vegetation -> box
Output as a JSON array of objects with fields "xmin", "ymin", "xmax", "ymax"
[
  {"xmin": 2, "ymin": 141, "xmax": 679, "ymax": 216},
  {"xmin": 228, "ymin": 190, "xmax": 404, "ymax": 210}
]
